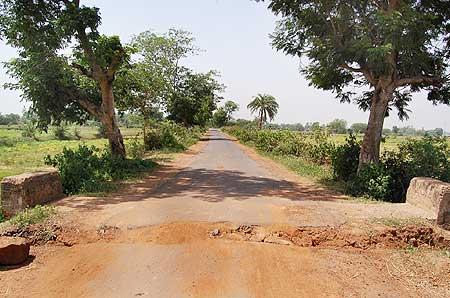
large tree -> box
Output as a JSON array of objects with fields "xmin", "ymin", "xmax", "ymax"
[
  {"xmin": 247, "ymin": 94, "xmax": 279, "ymax": 129},
  {"xmin": 167, "ymin": 70, "xmax": 224, "ymax": 127},
  {"xmin": 258, "ymin": 0, "xmax": 450, "ymax": 170},
  {"xmin": 212, "ymin": 100, "xmax": 239, "ymax": 127},
  {"xmin": 0, "ymin": 0, "xmax": 128, "ymax": 157},
  {"xmin": 116, "ymin": 29, "xmax": 198, "ymax": 141}
]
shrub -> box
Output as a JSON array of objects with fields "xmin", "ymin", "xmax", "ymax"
[
  {"xmin": 346, "ymin": 163, "xmax": 393, "ymax": 200},
  {"xmin": 9, "ymin": 205, "xmax": 55, "ymax": 228},
  {"xmin": 45, "ymin": 145, "xmax": 157, "ymax": 194},
  {"xmin": 73, "ymin": 127, "xmax": 82, "ymax": 140},
  {"xmin": 144, "ymin": 121, "xmax": 203, "ymax": 151},
  {"xmin": 224, "ymin": 126, "xmax": 335, "ymax": 164},
  {"xmin": 52, "ymin": 123, "xmax": 69, "ymax": 140},
  {"xmin": 127, "ymin": 137, "xmax": 145, "ymax": 160},
  {"xmin": 343, "ymin": 135, "xmax": 450, "ymax": 202},
  {"xmin": 331, "ymin": 133, "xmax": 360, "ymax": 181},
  {"xmin": 44, "ymin": 145, "xmax": 104, "ymax": 194},
  {"xmin": 21, "ymin": 121, "xmax": 38, "ymax": 140}
]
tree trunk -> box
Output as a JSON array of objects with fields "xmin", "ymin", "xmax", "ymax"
[
  {"xmin": 358, "ymin": 89, "xmax": 392, "ymax": 171},
  {"xmin": 259, "ymin": 111, "xmax": 263, "ymax": 129},
  {"xmin": 99, "ymin": 80, "xmax": 126, "ymax": 158}
]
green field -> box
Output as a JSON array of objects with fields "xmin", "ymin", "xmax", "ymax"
[
  {"xmin": 329, "ymin": 134, "xmax": 450, "ymax": 151},
  {"xmin": 0, "ymin": 125, "xmax": 142, "ymax": 181}
]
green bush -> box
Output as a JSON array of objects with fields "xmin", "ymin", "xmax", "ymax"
[
  {"xmin": 224, "ymin": 126, "xmax": 335, "ymax": 164},
  {"xmin": 73, "ymin": 127, "xmax": 82, "ymax": 140},
  {"xmin": 127, "ymin": 137, "xmax": 145, "ymax": 159},
  {"xmin": 44, "ymin": 145, "xmax": 104, "ymax": 194},
  {"xmin": 227, "ymin": 125, "xmax": 450, "ymax": 203},
  {"xmin": 9, "ymin": 205, "xmax": 55, "ymax": 229},
  {"xmin": 45, "ymin": 144, "xmax": 157, "ymax": 194},
  {"xmin": 52, "ymin": 123, "xmax": 69, "ymax": 140},
  {"xmin": 339, "ymin": 135, "xmax": 450, "ymax": 202},
  {"xmin": 331, "ymin": 133, "xmax": 360, "ymax": 181},
  {"xmin": 144, "ymin": 121, "xmax": 203, "ymax": 151},
  {"xmin": 21, "ymin": 121, "xmax": 38, "ymax": 140}
]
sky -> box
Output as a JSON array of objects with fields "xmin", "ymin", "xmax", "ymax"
[{"xmin": 0, "ymin": 0, "xmax": 449, "ymax": 130}]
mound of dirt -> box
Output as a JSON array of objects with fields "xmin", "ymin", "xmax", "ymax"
[{"xmin": 214, "ymin": 225, "xmax": 450, "ymax": 250}]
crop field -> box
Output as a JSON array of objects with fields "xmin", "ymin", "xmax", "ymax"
[
  {"xmin": 0, "ymin": 125, "xmax": 141, "ymax": 181},
  {"xmin": 329, "ymin": 134, "xmax": 429, "ymax": 151}
]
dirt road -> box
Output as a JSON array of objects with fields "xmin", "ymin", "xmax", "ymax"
[{"xmin": 2, "ymin": 130, "xmax": 449, "ymax": 298}]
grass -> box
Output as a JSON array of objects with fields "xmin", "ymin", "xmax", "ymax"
[
  {"xmin": 0, "ymin": 125, "xmax": 141, "ymax": 181},
  {"xmin": 8, "ymin": 205, "xmax": 56, "ymax": 229},
  {"xmin": 330, "ymin": 134, "xmax": 450, "ymax": 151},
  {"xmin": 371, "ymin": 217, "xmax": 430, "ymax": 228}
]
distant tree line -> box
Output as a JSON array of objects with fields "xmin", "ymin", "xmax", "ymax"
[
  {"xmin": 260, "ymin": 118, "xmax": 446, "ymax": 137},
  {"xmin": 0, "ymin": 113, "xmax": 21, "ymax": 125}
]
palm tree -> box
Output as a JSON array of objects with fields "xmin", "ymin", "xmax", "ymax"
[{"xmin": 247, "ymin": 94, "xmax": 279, "ymax": 129}]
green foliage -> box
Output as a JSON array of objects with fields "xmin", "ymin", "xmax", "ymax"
[
  {"xmin": 9, "ymin": 205, "xmax": 55, "ymax": 229},
  {"xmin": 0, "ymin": 113, "xmax": 21, "ymax": 125},
  {"xmin": 167, "ymin": 70, "xmax": 224, "ymax": 127},
  {"xmin": 127, "ymin": 137, "xmax": 145, "ymax": 160},
  {"xmin": 44, "ymin": 144, "xmax": 156, "ymax": 194},
  {"xmin": 259, "ymin": 0, "xmax": 450, "ymax": 167},
  {"xmin": 247, "ymin": 94, "xmax": 279, "ymax": 128},
  {"xmin": 335, "ymin": 135, "xmax": 450, "ymax": 202},
  {"xmin": 116, "ymin": 29, "xmax": 198, "ymax": 127},
  {"xmin": 144, "ymin": 121, "xmax": 204, "ymax": 151},
  {"xmin": 224, "ymin": 126, "xmax": 334, "ymax": 164},
  {"xmin": 1, "ymin": 0, "xmax": 128, "ymax": 157},
  {"xmin": 52, "ymin": 123, "xmax": 69, "ymax": 140},
  {"xmin": 331, "ymin": 133, "xmax": 360, "ymax": 181},
  {"xmin": 327, "ymin": 119, "xmax": 348, "ymax": 134},
  {"xmin": 212, "ymin": 101, "xmax": 239, "ymax": 127},
  {"xmin": 262, "ymin": 0, "xmax": 450, "ymax": 108},
  {"xmin": 73, "ymin": 127, "xmax": 82, "ymax": 140},
  {"xmin": 21, "ymin": 121, "xmax": 38, "ymax": 140}
]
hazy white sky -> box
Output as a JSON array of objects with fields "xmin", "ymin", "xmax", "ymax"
[{"xmin": 0, "ymin": 0, "xmax": 449, "ymax": 130}]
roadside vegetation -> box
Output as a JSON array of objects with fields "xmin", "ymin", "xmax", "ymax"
[{"xmin": 225, "ymin": 124, "xmax": 450, "ymax": 203}]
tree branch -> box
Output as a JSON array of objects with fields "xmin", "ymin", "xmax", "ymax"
[
  {"xmin": 77, "ymin": 97, "xmax": 102, "ymax": 119},
  {"xmin": 340, "ymin": 63, "xmax": 363, "ymax": 73},
  {"xmin": 106, "ymin": 50, "xmax": 124, "ymax": 80},
  {"xmin": 71, "ymin": 63, "xmax": 94, "ymax": 78},
  {"xmin": 395, "ymin": 76, "xmax": 443, "ymax": 88}
]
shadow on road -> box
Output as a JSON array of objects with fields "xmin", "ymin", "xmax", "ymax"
[
  {"xmin": 151, "ymin": 167, "xmax": 342, "ymax": 202},
  {"xmin": 55, "ymin": 165, "xmax": 343, "ymax": 212}
]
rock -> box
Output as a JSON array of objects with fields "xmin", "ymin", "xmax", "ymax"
[
  {"xmin": 263, "ymin": 235, "xmax": 292, "ymax": 246},
  {"xmin": 0, "ymin": 237, "xmax": 31, "ymax": 265},
  {"xmin": 406, "ymin": 177, "xmax": 450, "ymax": 225},
  {"xmin": 249, "ymin": 231, "xmax": 266, "ymax": 242},
  {"xmin": 210, "ymin": 229, "xmax": 220, "ymax": 237},
  {"xmin": 1, "ymin": 170, "xmax": 64, "ymax": 217}
]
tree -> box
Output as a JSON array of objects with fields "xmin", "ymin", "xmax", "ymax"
[
  {"xmin": 167, "ymin": 70, "xmax": 224, "ymax": 127},
  {"xmin": 259, "ymin": 0, "xmax": 450, "ymax": 171},
  {"xmin": 212, "ymin": 100, "xmax": 239, "ymax": 127},
  {"xmin": 247, "ymin": 94, "xmax": 279, "ymax": 129},
  {"xmin": 0, "ymin": 113, "xmax": 21, "ymax": 125},
  {"xmin": 351, "ymin": 123, "xmax": 368, "ymax": 134},
  {"xmin": 116, "ymin": 29, "xmax": 198, "ymax": 142},
  {"xmin": 327, "ymin": 119, "xmax": 348, "ymax": 134},
  {"xmin": 1, "ymin": 0, "xmax": 129, "ymax": 157}
]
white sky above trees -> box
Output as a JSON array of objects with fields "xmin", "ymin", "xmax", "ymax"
[{"xmin": 0, "ymin": 0, "xmax": 449, "ymax": 130}]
